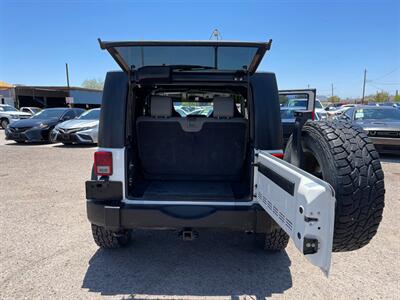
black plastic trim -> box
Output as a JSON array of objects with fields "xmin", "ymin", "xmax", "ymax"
[
  {"xmin": 250, "ymin": 72, "xmax": 283, "ymax": 150},
  {"xmin": 98, "ymin": 71, "xmax": 128, "ymax": 148},
  {"xmin": 258, "ymin": 164, "xmax": 295, "ymax": 196},
  {"xmin": 86, "ymin": 201, "xmax": 274, "ymax": 232},
  {"xmin": 85, "ymin": 180, "xmax": 123, "ymax": 201}
]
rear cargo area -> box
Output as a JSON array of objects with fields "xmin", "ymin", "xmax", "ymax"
[{"xmin": 127, "ymin": 94, "xmax": 252, "ymax": 201}]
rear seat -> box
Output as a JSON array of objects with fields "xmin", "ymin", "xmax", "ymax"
[{"xmin": 136, "ymin": 96, "xmax": 247, "ymax": 180}]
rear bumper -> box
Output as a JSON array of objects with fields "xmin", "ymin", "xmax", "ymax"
[
  {"xmin": 87, "ymin": 200, "xmax": 271, "ymax": 232},
  {"xmin": 369, "ymin": 137, "xmax": 400, "ymax": 154},
  {"xmin": 369, "ymin": 137, "xmax": 400, "ymax": 146}
]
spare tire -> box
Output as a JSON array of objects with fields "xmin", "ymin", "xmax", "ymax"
[{"xmin": 284, "ymin": 120, "xmax": 385, "ymax": 252}]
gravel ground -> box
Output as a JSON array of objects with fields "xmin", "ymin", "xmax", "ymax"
[{"xmin": 0, "ymin": 130, "xmax": 399, "ymax": 300}]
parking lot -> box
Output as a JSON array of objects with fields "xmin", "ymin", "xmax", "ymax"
[{"xmin": 0, "ymin": 129, "xmax": 399, "ymax": 300}]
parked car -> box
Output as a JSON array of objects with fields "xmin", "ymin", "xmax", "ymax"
[
  {"xmin": 280, "ymin": 106, "xmax": 305, "ymax": 144},
  {"xmin": 86, "ymin": 39, "xmax": 385, "ymax": 275},
  {"xmin": 279, "ymin": 91, "xmax": 325, "ymax": 144},
  {"xmin": 50, "ymin": 108, "xmax": 100, "ymax": 145},
  {"xmin": 5, "ymin": 107, "xmax": 84, "ymax": 143},
  {"xmin": 0, "ymin": 104, "xmax": 31, "ymax": 129},
  {"xmin": 340, "ymin": 105, "xmax": 400, "ymax": 154},
  {"xmin": 314, "ymin": 101, "xmax": 328, "ymax": 120},
  {"xmin": 20, "ymin": 107, "xmax": 42, "ymax": 115},
  {"xmin": 326, "ymin": 106, "xmax": 352, "ymax": 119}
]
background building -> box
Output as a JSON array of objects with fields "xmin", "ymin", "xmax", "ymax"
[{"xmin": 0, "ymin": 83, "xmax": 102, "ymax": 109}]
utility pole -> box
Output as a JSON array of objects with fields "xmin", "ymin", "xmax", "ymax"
[
  {"xmin": 331, "ymin": 83, "xmax": 334, "ymax": 98},
  {"xmin": 361, "ymin": 69, "xmax": 367, "ymax": 104},
  {"xmin": 65, "ymin": 63, "xmax": 70, "ymax": 89}
]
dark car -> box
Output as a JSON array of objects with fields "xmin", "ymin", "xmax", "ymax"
[
  {"xmin": 5, "ymin": 107, "xmax": 84, "ymax": 143},
  {"xmin": 340, "ymin": 105, "xmax": 400, "ymax": 154}
]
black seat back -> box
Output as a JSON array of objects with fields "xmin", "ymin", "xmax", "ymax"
[{"xmin": 136, "ymin": 96, "xmax": 247, "ymax": 180}]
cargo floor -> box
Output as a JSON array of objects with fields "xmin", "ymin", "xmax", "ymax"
[{"xmin": 131, "ymin": 180, "xmax": 249, "ymax": 200}]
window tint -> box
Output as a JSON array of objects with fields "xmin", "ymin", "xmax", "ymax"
[
  {"xmin": 0, "ymin": 105, "xmax": 18, "ymax": 112},
  {"xmin": 217, "ymin": 47, "xmax": 258, "ymax": 70},
  {"xmin": 173, "ymin": 102, "xmax": 213, "ymax": 117},
  {"xmin": 78, "ymin": 109, "xmax": 100, "ymax": 120},
  {"xmin": 116, "ymin": 45, "xmax": 259, "ymax": 71},
  {"xmin": 280, "ymin": 109, "xmax": 296, "ymax": 119},
  {"xmin": 31, "ymin": 109, "xmax": 66, "ymax": 119},
  {"xmin": 63, "ymin": 110, "xmax": 76, "ymax": 119},
  {"xmin": 315, "ymin": 101, "xmax": 323, "ymax": 109},
  {"xmin": 344, "ymin": 108, "xmax": 353, "ymax": 119},
  {"xmin": 354, "ymin": 108, "xmax": 400, "ymax": 120},
  {"xmin": 280, "ymin": 95, "xmax": 309, "ymax": 109},
  {"xmin": 73, "ymin": 109, "xmax": 84, "ymax": 117}
]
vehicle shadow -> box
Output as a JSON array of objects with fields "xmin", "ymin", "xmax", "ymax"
[
  {"xmin": 4, "ymin": 141, "xmax": 54, "ymax": 146},
  {"xmin": 52, "ymin": 143, "xmax": 97, "ymax": 148},
  {"xmin": 82, "ymin": 230, "xmax": 292, "ymax": 299}
]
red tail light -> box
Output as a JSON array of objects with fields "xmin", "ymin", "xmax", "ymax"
[
  {"xmin": 272, "ymin": 153, "xmax": 284, "ymax": 159},
  {"xmin": 94, "ymin": 151, "xmax": 113, "ymax": 176},
  {"xmin": 311, "ymin": 110, "xmax": 315, "ymax": 120}
]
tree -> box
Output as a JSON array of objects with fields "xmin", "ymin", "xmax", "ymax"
[
  {"xmin": 373, "ymin": 91, "xmax": 389, "ymax": 103},
  {"xmin": 328, "ymin": 95, "xmax": 340, "ymax": 103},
  {"xmin": 394, "ymin": 94, "xmax": 400, "ymax": 102},
  {"xmin": 81, "ymin": 78, "xmax": 104, "ymax": 90}
]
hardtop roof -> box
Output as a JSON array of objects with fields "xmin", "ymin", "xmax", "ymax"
[{"xmin": 98, "ymin": 39, "xmax": 272, "ymax": 75}]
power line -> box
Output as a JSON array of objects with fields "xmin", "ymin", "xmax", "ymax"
[
  {"xmin": 369, "ymin": 67, "xmax": 400, "ymax": 81},
  {"xmin": 369, "ymin": 82, "xmax": 400, "ymax": 86}
]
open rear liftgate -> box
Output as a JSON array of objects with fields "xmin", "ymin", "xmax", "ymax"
[
  {"xmin": 254, "ymin": 150, "xmax": 335, "ymax": 275},
  {"xmin": 254, "ymin": 111, "xmax": 336, "ymax": 275}
]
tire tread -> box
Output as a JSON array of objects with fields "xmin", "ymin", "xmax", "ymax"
[{"xmin": 302, "ymin": 120, "xmax": 385, "ymax": 252}]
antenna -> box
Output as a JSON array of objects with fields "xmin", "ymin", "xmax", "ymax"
[{"xmin": 209, "ymin": 29, "xmax": 222, "ymax": 40}]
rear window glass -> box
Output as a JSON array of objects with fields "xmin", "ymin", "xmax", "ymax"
[
  {"xmin": 116, "ymin": 45, "xmax": 259, "ymax": 71},
  {"xmin": 174, "ymin": 102, "xmax": 213, "ymax": 117},
  {"xmin": 280, "ymin": 109, "xmax": 296, "ymax": 119},
  {"xmin": 279, "ymin": 95, "xmax": 309, "ymax": 110}
]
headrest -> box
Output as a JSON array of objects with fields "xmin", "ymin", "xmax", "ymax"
[
  {"xmin": 213, "ymin": 97, "xmax": 234, "ymax": 118},
  {"xmin": 151, "ymin": 96, "xmax": 172, "ymax": 118}
]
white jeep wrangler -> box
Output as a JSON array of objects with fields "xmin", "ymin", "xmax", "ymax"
[{"xmin": 86, "ymin": 39, "xmax": 385, "ymax": 274}]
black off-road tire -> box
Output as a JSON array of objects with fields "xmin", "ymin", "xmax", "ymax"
[
  {"xmin": 284, "ymin": 120, "xmax": 385, "ymax": 252},
  {"xmin": 257, "ymin": 228, "xmax": 290, "ymax": 251},
  {"xmin": 91, "ymin": 224, "xmax": 131, "ymax": 248}
]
